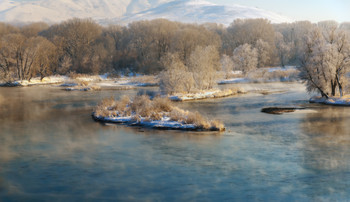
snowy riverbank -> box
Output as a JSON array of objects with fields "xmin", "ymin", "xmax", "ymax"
[
  {"xmin": 309, "ymin": 96, "xmax": 350, "ymax": 106},
  {"xmin": 0, "ymin": 74, "xmax": 158, "ymax": 90},
  {"xmin": 169, "ymin": 88, "xmax": 246, "ymax": 101}
]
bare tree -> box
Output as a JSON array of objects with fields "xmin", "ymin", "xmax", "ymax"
[
  {"xmin": 42, "ymin": 18, "xmax": 102, "ymax": 73},
  {"xmin": 0, "ymin": 39, "xmax": 13, "ymax": 81},
  {"xmin": 34, "ymin": 37, "xmax": 57, "ymax": 80},
  {"xmin": 20, "ymin": 22, "xmax": 49, "ymax": 37}
]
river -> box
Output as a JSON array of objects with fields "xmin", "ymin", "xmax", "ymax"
[{"xmin": 0, "ymin": 82, "xmax": 350, "ymax": 201}]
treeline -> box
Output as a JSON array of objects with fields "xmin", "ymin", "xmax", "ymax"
[{"xmin": 0, "ymin": 18, "xmax": 350, "ymax": 82}]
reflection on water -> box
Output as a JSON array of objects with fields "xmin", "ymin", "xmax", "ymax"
[{"xmin": 1, "ymin": 83, "xmax": 350, "ymax": 201}]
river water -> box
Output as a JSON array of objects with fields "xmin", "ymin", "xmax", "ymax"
[{"xmin": 0, "ymin": 83, "xmax": 350, "ymax": 201}]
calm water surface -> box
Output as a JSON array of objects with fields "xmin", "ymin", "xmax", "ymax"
[{"xmin": 0, "ymin": 83, "xmax": 350, "ymax": 201}]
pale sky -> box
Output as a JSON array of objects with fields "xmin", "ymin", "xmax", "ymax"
[{"xmin": 207, "ymin": 0, "xmax": 350, "ymax": 23}]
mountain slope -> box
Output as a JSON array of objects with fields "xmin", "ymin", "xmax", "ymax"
[
  {"xmin": 0, "ymin": 0, "xmax": 293, "ymax": 25},
  {"xmin": 0, "ymin": 0, "xmax": 170, "ymax": 23},
  {"xmin": 117, "ymin": 0, "xmax": 292, "ymax": 25}
]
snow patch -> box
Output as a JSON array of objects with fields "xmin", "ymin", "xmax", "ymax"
[
  {"xmin": 93, "ymin": 114, "xmax": 200, "ymax": 130},
  {"xmin": 169, "ymin": 88, "xmax": 245, "ymax": 101}
]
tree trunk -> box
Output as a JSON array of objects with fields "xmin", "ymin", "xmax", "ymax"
[
  {"xmin": 331, "ymin": 80, "xmax": 337, "ymax": 96},
  {"xmin": 336, "ymin": 74, "xmax": 343, "ymax": 97}
]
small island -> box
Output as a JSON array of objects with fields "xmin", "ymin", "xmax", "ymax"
[{"xmin": 92, "ymin": 95, "xmax": 225, "ymax": 131}]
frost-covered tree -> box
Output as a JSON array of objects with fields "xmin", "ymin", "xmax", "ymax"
[
  {"xmin": 274, "ymin": 21, "xmax": 314, "ymax": 64},
  {"xmin": 160, "ymin": 45, "xmax": 220, "ymax": 94},
  {"xmin": 159, "ymin": 53, "xmax": 194, "ymax": 94},
  {"xmin": 275, "ymin": 32, "xmax": 292, "ymax": 67},
  {"xmin": 227, "ymin": 19, "xmax": 275, "ymax": 48},
  {"xmin": 232, "ymin": 43, "xmax": 258, "ymax": 74},
  {"xmin": 299, "ymin": 27, "xmax": 350, "ymax": 97},
  {"xmin": 187, "ymin": 45, "xmax": 220, "ymax": 90},
  {"xmin": 221, "ymin": 54, "xmax": 234, "ymax": 79},
  {"xmin": 255, "ymin": 39, "xmax": 271, "ymax": 68}
]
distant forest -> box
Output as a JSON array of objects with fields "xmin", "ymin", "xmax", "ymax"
[{"xmin": 0, "ymin": 18, "xmax": 349, "ymax": 82}]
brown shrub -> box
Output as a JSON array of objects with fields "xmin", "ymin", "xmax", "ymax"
[
  {"xmin": 169, "ymin": 107, "xmax": 187, "ymax": 122},
  {"xmin": 210, "ymin": 120, "xmax": 225, "ymax": 131},
  {"xmin": 94, "ymin": 106, "xmax": 110, "ymax": 117},
  {"xmin": 113, "ymin": 95, "xmax": 130, "ymax": 112},
  {"xmin": 150, "ymin": 112, "xmax": 163, "ymax": 120},
  {"xmin": 131, "ymin": 95, "xmax": 153, "ymax": 117},
  {"xmin": 152, "ymin": 97, "xmax": 172, "ymax": 112},
  {"xmin": 78, "ymin": 80, "xmax": 90, "ymax": 86},
  {"xmin": 130, "ymin": 115, "xmax": 141, "ymax": 123},
  {"xmin": 99, "ymin": 96, "xmax": 116, "ymax": 109},
  {"xmin": 186, "ymin": 111, "xmax": 210, "ymax": 129}
]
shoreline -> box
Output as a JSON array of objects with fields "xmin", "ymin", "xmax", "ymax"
[{"xmin": 309, "ymin": 96, "xmax": 350, "ymax": 106}]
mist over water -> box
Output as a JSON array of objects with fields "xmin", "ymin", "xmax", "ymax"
[{"xmin": 1, "ymin": 83, "xmax": 350, "ymax": 201}]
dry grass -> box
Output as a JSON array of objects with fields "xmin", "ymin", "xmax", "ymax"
[
  {"xmin": 213, "ymin": 87, "xmax": 245, "ymax": 98},
  {"xmin": 90, "ymin": 85, "xmax": 101, "ymax": 91},
  {"xmin": 131, "ymin": 75, "xmax": 159, "ymax": 85},
  {"xmin": 152, "ymin": 97, "xmax": 172, "ymax": 112},
  {"xmin": 185, "ymin": 111, "xmax": 210, "ymax": 129},
  {"xmin": 69, "ymin": 72, "xmax": 90, "ymax": 79},
  {"xmin": 247, "ymin": 68, "xmax": 300, "ymax": 82},
  {"xmin": 93, "ymin": 95, "xmax": 225, "ymax": 131},
  {"xmin": 130, "ymin": 95, "xmax": 153, "ymax": 117},
  {"xmin": 169, "ymin": 107, "xmax": 224, "ymax": 131},
  {"xmin": 169, "ymin": 107, "xmax": 188, "ymax": 123},
  {"xmin": 78, "ymin": 80, "xmax": 90, "ymax": 86}
]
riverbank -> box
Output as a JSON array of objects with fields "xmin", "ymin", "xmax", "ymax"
[
  {"xmin": 309, "ymin": 96, "xmax": 350, "ymax": 106},
  {"xmin": 168, "ymin": 87, "xmax": 246, "ymax": 101}
]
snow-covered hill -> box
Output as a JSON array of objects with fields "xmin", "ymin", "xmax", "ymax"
[
  {"xmin": 0, "ymin": 0, "xmax": 293, "ymax": 25},
  {"xmin": 0, "ymin": 0, "xmax": 169, "ymax": 23},
  {"xmin": 116, "ymin": 0, "xmax": 293, "ymax": 25}
]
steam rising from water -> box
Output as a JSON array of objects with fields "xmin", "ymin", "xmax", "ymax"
[{"xmin": 1, "ymin": 83, "xmax": 350, "ymax": 200}]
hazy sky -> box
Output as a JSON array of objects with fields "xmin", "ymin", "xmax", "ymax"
[{"xmin": 207, "ymin": 0, "xmax": 350, "ymax": 23}]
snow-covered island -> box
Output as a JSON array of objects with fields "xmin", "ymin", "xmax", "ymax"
[{"xmin": 92, "ymin": 95, "xmax": 225, "ymax": 131}]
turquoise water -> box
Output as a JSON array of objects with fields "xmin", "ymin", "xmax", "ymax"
[{"xmin": 0, "ymin": 83, "xmax": 350, "ymax": 201}]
